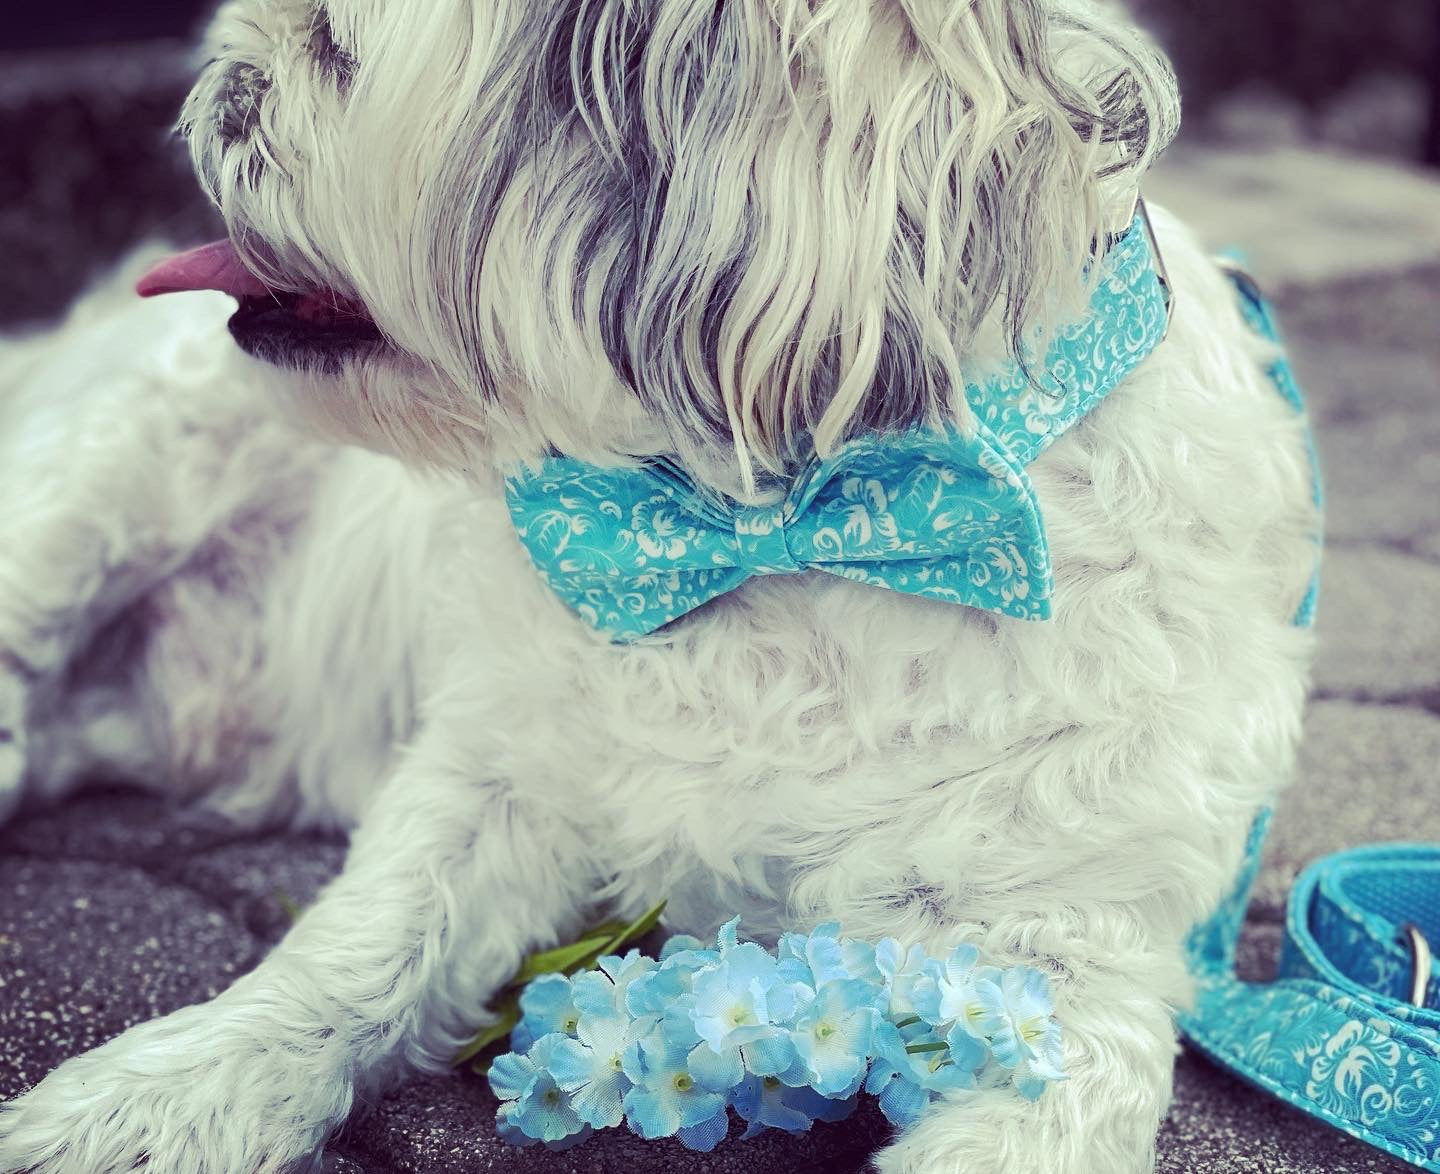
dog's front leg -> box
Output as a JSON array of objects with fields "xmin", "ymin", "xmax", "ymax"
[
  {"xmin": 874, "ymin": 933, "xmax": 1183, "ymax": 1174},
  {"xmin": 0, "ymin": 736, "xmax": 590, "ymax": 1174}
]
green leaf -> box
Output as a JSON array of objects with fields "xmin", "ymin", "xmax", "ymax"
[
  {"xmin": 453, "ymin": 994, "xmax": 521, "ymax": 1068},
  {"xmin": 507, "ymin": 901, "xmax": 668, "ymax": 987},
  {"xmin": 453, "ymin": 899, "xmax": 668, "ymax": 1072},
  {"xmin": 510, "ymin": 933, "xmax": 618, "ymax": 985},
  {"xmin": 596, "ymin": 899, "xmax": 667, "ymax": 957}
]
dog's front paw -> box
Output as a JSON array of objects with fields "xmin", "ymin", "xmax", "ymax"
[
  {"xmin": 872, "ymin": 1101, "xmax": 1029, "ymax": 1174},
  {"xmin": 871, "ymin": 1086, "xmax": 1154, "ymax": 1174},
  {"xmin": 872, "ymin": 1101, "xmax": 1046, "ymax": 1174},
  {"xmin": 0, "ymin": 999, "xmax": 355, "ymax": 1174}
]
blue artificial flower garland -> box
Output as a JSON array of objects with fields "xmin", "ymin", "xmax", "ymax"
[{"xmin": 487, "ymin": 918, "xmax": 1066, "ymax": 1152}]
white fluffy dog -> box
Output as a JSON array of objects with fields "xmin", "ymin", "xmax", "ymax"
[{"xmin": 0, "ymin": 0, "xmax": 1317, "ymax": 1171}]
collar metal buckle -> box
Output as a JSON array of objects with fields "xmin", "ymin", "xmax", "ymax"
[{"xmin": 1135, "ymin": 195, "xmax": 1174, "ymax": 344}]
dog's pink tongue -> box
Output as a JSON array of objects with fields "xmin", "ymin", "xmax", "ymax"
[{"xmin": 136, "ymin": 240, "xmax": 272, "ymax": 299}]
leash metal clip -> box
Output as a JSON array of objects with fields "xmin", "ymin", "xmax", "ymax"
[{"xmin": 1400, "ymin": 922, "xmax": 1433, "ymax": 1008}]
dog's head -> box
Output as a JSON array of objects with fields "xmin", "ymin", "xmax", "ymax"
[{"xmin": 159, "ymin": 0, "xmax": 1178, "ymax": 481}]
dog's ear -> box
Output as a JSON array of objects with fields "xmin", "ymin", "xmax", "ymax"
[{"xmin": 427, "ymin": 0, "xmax": 1178, "ymax": 479}]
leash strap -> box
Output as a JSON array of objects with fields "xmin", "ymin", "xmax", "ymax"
[
  {"xmin": 1181, "ymin": 844, "xmax": 1440, "ymax": 1170},
  {"xmin": 1179, "ymin": 271, "xmax": 1440, "ymax": 1168}
]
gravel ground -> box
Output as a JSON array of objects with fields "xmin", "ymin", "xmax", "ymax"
[{"xmin": 2, "ymin": 40, "xmax": 1438, "ymax": 1174}]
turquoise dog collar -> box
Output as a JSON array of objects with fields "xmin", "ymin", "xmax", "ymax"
[{"xmin": 505, "ymin": 212, "xmax": 1172, "ymax": 642}]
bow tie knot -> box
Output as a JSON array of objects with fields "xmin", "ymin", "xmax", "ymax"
[{"xmin": 733, "ymin": 502, "xmax": 801, "ymax": 575}]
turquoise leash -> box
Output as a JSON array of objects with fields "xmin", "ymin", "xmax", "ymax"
[
  {"xmin": 1182, "ymin": 840, "xmax": 1440, "ymax": 1170},
  {"xmin": 1180, "ymin": 271, "xmax": 1440, "ymax": 1169}
]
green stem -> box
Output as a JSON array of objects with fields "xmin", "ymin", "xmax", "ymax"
[
  {"xmin": 904, "ymin": 1041, "xmax": 949, "ymax": 1055},
  {"xmin": 893, "ymin": 1015, "xmax": 922, "ymax": 1029}
]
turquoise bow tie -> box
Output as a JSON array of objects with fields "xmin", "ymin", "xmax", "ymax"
[{"xmin": 506, "ymin": 213, "xmax": 1172, "ymax": 642}]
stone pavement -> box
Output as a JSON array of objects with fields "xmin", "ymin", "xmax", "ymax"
[
  {"xmin": 1146, "ymin": 145, "xmax": 1440, "ymax": 291},
  {"xmin": 2, "ymin": 41, "xmax": 1440, "ymax": 1174}
]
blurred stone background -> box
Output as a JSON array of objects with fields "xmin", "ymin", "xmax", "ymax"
[
  {"xmin": 2, "ymin": 4, "xmax": 1440, "ymax": 1173},
  {"xmin": 2, "ymin": 0, "xmax": 1439, "ymax": 327}
]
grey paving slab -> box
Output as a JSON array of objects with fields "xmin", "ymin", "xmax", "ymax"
[
  {"xmin": 1415, "ymin": 529, "xmax": 1440, "ymax": 562},
  {"xmin": 1234, "ymin": 921, "xmax": 1283, "ymax": 983},
  {"xmin": 1147, "ymin": 146, "xmax": 1440, "ymax": 290},
  {"xmin": 1157, "ymin": 1052, "xmax": 1410, "ymax": 1174},
  {"xmin": 0, "ymin": 786, "xmax": 243, "ymax": 865},
  {"xmin": 333, "ymin": 1055, "xmax": 1411, "ymax": 1174},
  {"xmin": 0, "ymin": 855, "xmax": 259, "ymax": 1098},
  {"xmin": 1289, "ymin": 340, "xmax": 1440, "ymax": 428},
  {"xmin": 1311, "ymin": 547, "xmax": 1440, "ymax": 700},
  {"xmin": 336, "ymin": 1073, "xmax": 889, "ymax": 1174},
  {"xmin": 1252, "ymin": 701, "xmax": 1440, "ymax": 919},
  {"xmin": 160, "ymin": 833, "xmax": 348, "ymax": 945},
  {"xmin": 1276, "ymin": 268, "xmax": 1440, "ymax": 362},
  {"xmin": 1311, "ymin": 412, "xmax": 1440, "ymax": 547}
]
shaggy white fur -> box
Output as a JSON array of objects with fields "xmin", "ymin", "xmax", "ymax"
[{"xmin": 0, "ymin": 1, "xmax": 1316, "ymax": 1171}]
